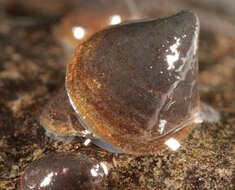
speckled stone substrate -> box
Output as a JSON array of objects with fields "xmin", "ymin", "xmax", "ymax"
[{"xmin": 0, "ymin": 6, "xmax": 234, "ymax": 190}]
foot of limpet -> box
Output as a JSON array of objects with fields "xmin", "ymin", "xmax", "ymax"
[
  {"xmin": 39, "ymin": 86, "xmax": 93, "ymax": 142},
  {"xmin": 42, "ymin": 125, "xmax": 77, "ymax": 142},
  {"xmin": 197, "ymin": 101, "xmax": 220, "ymax": 123},
  {"xmin": 92, "ymin": 138, "xmax": 124, "ymax": 153}
]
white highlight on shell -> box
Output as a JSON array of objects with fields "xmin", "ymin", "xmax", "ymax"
[
  {"xmin": 110, "ymin": 15, "xmax": 122, "ymax": 25},
  {"xmin": 100, "ymin": 162, "xmax": 109, "ymax": 175},
  {"xmin": 62, "ymin": 168, "xmax": 69, "ymax": 174},
  {"xmin": 158, "ymin": 119, "xmax": 167, "ymax": 134},
  {"xmin": 72, "ymin": 26, "xmax": 85, "ymax": 40},
  {"xmin": 40, "ymin": 172, "xmax": 54, "ymax": 187},
  {"xmin": 90, "ymin": 166, "xmax": 99, "ymax": 177},
  {"xmin": 82, "ymin": 129, "xmax": 91, "ymax": 135},
  {"xmin": 166, "ymin": 37, "xmax": 181, "ymax": 70},
  {"xmin": 194, "ymin": 116, "xmax": 203, "ymax": 124},
  {"xmin": 149, "ymin": 15, "xmax": 200, "ymax": 137},
  {"xmin": 165, "ymin": 138, "xmax": 181, "ymax": 151},
  {"xmin": 84, "ymin": 138, "xmax": 91, "ymax": 146},
  {"xmin": 90, "ymin": 162, "xmax": 108, "ymax": 177}
]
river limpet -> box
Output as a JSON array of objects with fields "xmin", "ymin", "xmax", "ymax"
[
  {"xmin": 20, "ymin": 152, "xmax": 108, "ymax": 190},
  {"xmin": 41, "ymin": 11, "xmax": 220, "ymax": 155}
]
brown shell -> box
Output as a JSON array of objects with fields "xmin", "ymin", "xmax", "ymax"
[
  {"xmin": 54, "ymin": 0, "xmax": 140, "ymax": 49},
  {"xmin": 20, "ymin": 153, "xmax": 106, "ymax": 190},
  {"xmin": 66, "ymin": 11, "xmax": 200, "ymax": 154}
]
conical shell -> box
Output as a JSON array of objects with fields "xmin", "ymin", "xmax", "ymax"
[{"xmin": 66, "ymin": 11, "xmax": 200, "ymax": 154}]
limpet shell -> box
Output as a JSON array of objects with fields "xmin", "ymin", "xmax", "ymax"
[
  {"xmin": 54, "ymin": 0, "xmax": 140, "ymax": 49},
  {"xmin": 65, "ymin": 11, "xmax": 200, "ymax": 154},
  {"xmin": 20, "ymin": 152, "xmax": 107, "ymax": 190}
]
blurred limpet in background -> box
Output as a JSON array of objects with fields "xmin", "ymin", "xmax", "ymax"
[{"xmin": 53, "ymin": 0, "xmax": 143, "ymax": 51}]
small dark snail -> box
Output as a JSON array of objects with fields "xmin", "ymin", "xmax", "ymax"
[
  {"xmin": 40, "ymin": 11, "xmax": 219, "ymax": 155},
  {"xmin": 54, "ymin": 0, "xmax": 142, "ymax": 50},
  {"xmin": 20, "ymin": 152, "xmax": 108, "ymax": 190}
]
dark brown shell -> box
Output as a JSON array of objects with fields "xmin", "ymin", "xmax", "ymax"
[
  {"xmin": 66, "ymin": 11, "xmax": 200, "ymax": 154},
  {"xmin": 20, "ymin": 153, "xmax": 106, "ymax": 190}
]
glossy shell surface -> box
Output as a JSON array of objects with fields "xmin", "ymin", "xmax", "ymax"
[
  {"xmin": 20, "ymin": 153, "xmax": 106, "ymax": 190},
  {"xmin": 66, "ymin": 11, "xmax": 200, "ymax": 154}
]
